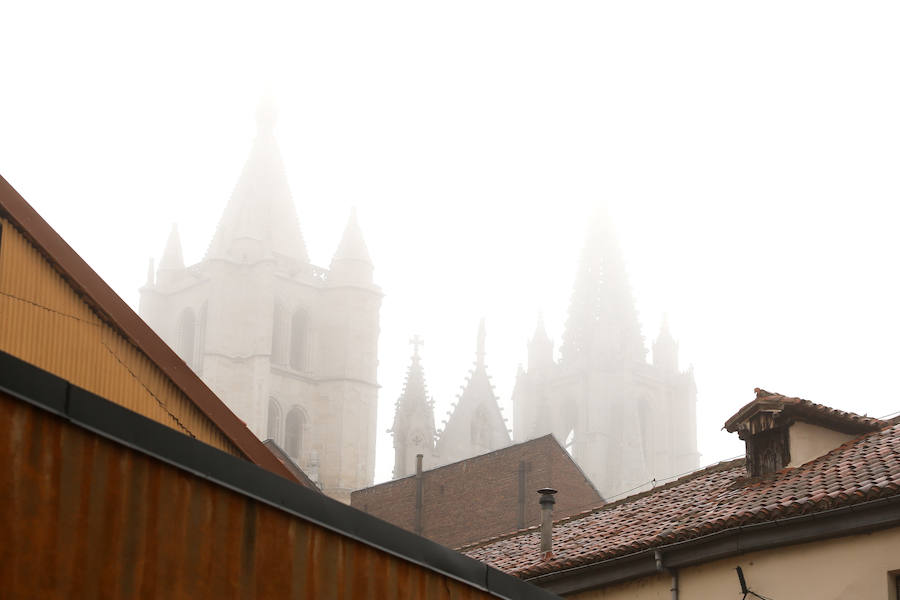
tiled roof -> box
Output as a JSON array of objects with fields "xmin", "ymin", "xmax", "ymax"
[{"xmin": 462, "ymin": 422, "xmax": 900, "ymax": 579}]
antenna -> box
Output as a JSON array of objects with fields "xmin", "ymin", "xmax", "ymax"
[
  {"xmin": 736, "ymin": 566, "xmax": 748, "ymax": 595},
  {"xmin": 735, "ymin": 566, "xmax": 776, "ymax": 600}
]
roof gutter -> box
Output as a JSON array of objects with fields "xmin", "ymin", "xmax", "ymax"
[{"xmin": 526, "ymin": 493, "xmax": 900, "ymax": 595}]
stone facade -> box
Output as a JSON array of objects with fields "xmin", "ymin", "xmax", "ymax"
[
  {"xmin": 390, "ymin": 210, "xmax": 697, "ymax": 497},
  {"xmin": 512, "ymin": 209, "xmax": 698, "ymax": 499},
  {"xmin": 139, "ymin": 103, "xmax": 381, "ymax": 503}
]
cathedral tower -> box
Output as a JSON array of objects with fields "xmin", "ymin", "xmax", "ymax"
[
  {"xmin": 139, "ymin": 101, "xmax": 381, "ymax": 503},
  {"xmin": 512, "ymin": 209, "xmax": 698, "ymax": 498}
]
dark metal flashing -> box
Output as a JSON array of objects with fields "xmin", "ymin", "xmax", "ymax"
[
  {"xmin": 262, "ymin": 439, "xmax": 322, "ymax": 491},
  {"xmin": 0, "ymin": 350, "xmax": 558, "ymax": 600},
  {"xmin": 528, "ymin": 493, "xmax": 900, "ymax": 595}
]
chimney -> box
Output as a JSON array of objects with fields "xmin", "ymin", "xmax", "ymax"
[
  {"xmin": 537, "ymin": 488, "xmax": 557, "ymax": 560},
  {"xmin": 725, "ymin": 388, "xmax": 886, "ymax": 478},
  {"xmin": 414, "ymin": 454, "xmax": 424, "ymax": 535}
]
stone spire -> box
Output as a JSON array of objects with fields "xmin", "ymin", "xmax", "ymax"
[
  {"xmin": 145, "ymin": 258, "xmax": 155, "ymax": 286},
  {"xmin": 156, "ymin": 224, "xmax": 185, "ymax": 287},
  {"xmin": 158, "ymin": 224, "xmax": 184, "ymax": 271},
  {"xmin": 559, "ymin": 206, "xmax": 644, "ymax": 366},
  {"xmin": 652, "ymin": 314, "xmax": 679, "ymax": 373},
  {"xmin": 390, "ymin": 336, "xmax": 436, "ymax": 479},
  {"xmin": 475, "ymin": 317, "xmax": 486, "ymax": 368},
  {"xmin": 434, "ymin": 321, "xmax": 510, "ymax": 465},
  {"xmin": 527, "ymin": 311, "xmax": 554, "ymax": 370},
  {"xmin": 329, "ymin": 207, "xmax": 374, "ymax": 284},
  {"xmin": 205, "ymin": 95, "xmax": 309, "ymax": 263}
]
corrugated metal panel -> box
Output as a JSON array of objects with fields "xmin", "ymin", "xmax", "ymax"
[
  {"xmin": 0, "ymin": 393, "xmax": 498, "ymax": 600},
  {"xmin": 0, "ymin": 217, "xmax": 240, "ymax": 456}
]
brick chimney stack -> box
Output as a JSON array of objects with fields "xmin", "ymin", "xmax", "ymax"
[{"xmin": 537, "ymin": 488, "xmax": 557, "ymax": 560}]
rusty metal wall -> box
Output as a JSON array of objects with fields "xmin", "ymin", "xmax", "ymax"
[
  {"xmin": 0, "ymin": 217, "xmax": 240, "ymax": 456},
  {"xmin": 0, "ymin": 392, "xmax": 496, "ymax": 600}
]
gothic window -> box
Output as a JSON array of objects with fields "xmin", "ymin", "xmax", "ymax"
[
  {"xmin": 285, "ymin": 406, "xmax": 307, "ymax": 460},
  {"xmin": 271, "ymin": 303, "xmax": 287, "ymax": 365},
  {"xmin": 267, "ymin": 397, "xmax": 283, "ymax": 444},
  {"xmin": 290, "ymin": 309, "xmax": 309, "ymax": 371},
  {"xmin": 471, "ymin": 404, "xmax": 491, "ymax": 449},
  {"xmin": 176, "ymin": 308, "xmax": 196, "ymax": 367}
]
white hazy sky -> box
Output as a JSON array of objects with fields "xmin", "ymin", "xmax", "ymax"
[{"xmin": 2, "ymin": 1, "xmax": 899, "ymax": 493}]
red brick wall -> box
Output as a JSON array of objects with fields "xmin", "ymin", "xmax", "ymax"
[{"xmin": 351, "ymin": 435, "xmax": 603, "ymax": 548}]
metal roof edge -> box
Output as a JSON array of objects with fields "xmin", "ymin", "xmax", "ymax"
[
  {"xmin": 526, "ymin": 493, "xmax": 900, "ymax": 595},
  {"xmin": 0, "ymin": 350, "xmax": 559, "ymax": 600}
]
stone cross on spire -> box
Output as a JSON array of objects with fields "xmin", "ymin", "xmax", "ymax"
[{"xmin": 410, "ymin": 334, "xmax": 424, "ymax": 358}]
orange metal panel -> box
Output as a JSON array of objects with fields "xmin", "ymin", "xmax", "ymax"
[
  {"xmin": 0, "ymin": 217, "xmax": 240, "ymax": 456},
  {"xmin": 0, "ymin": 393, "xmax": 502, "ymax": 599}
]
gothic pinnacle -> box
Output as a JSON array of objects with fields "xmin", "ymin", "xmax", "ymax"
[{"xmin": 476, "ymin": 318, "xmax": 486, "ymax": 368}]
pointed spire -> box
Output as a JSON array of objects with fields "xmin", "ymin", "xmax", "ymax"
[
  {"xmin": 329, "ymin": 207, "xmax": 374, "ymax": 284},
  {"xmin": 205, "ymin": 96, "xmax": 309, "ymax": 263},
  {"xmin": 528, "ymin": 311, "xmax": 554, "ymax": 370},
  {"xmin": 145, "ymin": 258, "xmax": 155, "ymax": 286},
  {"xmin": 434, "ymin": 321, "xmax": 510, "ymax": 464},
  {"xmin": 653, "ymin": 313, "xmax": 679, "ymax": 372},
  {"xmin": 391, "ymin": 336, "xmax": 437, "ymax": 479},
  {"xmin": 533, "ymin": 311, "xmax": 550, "ymax": 343},
  {"xmin": 475, "ymin": 318, "xmax": 486, "ymax": 368},
  {"xmin": 332, "ymin": 207, "xmax": 372, "ymax": 263},
  {"xmin": 559, "ymin": 206, "xmax": 645, "ymax": 366},
  {"xmin": 159, "ymin": 224, "xmax": 184, "ymax": 270}
]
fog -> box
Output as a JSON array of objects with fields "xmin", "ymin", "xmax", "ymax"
[{"xmin": 2, "ymin": 1, "xmax": 899, "ymax": 494}]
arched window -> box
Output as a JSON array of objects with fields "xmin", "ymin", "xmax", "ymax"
[
  {"xmin": 267, "ymin": 397, "xmax": 283, "ymax": 443},
  {"xmin": 471, "ymin": 404, "xmax": 491, "ymax": 449},
  {"xmin": 176, "ymin": 308, "xmax": 196, "ymax": 367},
  {"xmin": 271, "ymin": 303, "xmax": 287, "ymax": 365},
  {"xmin": 290, "ymin": 309, "xmax": 309, "ymax": 371},
  {"xmin": 285, "ymin": 406, "xmax": 307, "ymax": 460}
]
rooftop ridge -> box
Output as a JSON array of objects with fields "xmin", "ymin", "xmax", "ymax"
[{"xmin": 458, "ymin": 457, "xmax": 747, "ymax": 552}]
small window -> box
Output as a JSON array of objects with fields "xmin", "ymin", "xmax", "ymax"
[
  {"xmin": 471, "ymin": 404, "xmax": 491, "ymax": 448},
  {"xmin": 290, "ymin": 309, "xmax": 309, "ymax": 371},
  {"xmin": 267, "ymin": 398, "xmax": 283, "ymax": 443},
  {"xmin": 285, "ymin": 406, "xmax": 307, "ymax": 460}
]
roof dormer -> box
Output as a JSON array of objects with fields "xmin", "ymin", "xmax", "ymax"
[{"xmin": 724, "ymin": 388, "xmax": 886, "ymax": 477}]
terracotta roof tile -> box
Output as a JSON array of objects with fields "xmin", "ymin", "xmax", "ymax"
[{"xmin": 461, "ymin": 423, "xmax": 900, "ymax": 579}]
